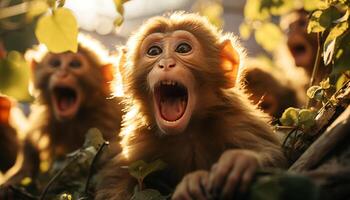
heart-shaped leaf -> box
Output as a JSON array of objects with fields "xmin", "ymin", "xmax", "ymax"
[
  {"xmin": 280, "ymin": 107, "xmax": 299, "ymax": 126},
  {"xmin": 129, "ymin": 160, "xmax": 167, "ymax": 180},
  {"xmin": 35, "ymin": 8, "xmax": 78, "ymax": 53},
  {"xmin": 298, "ymin": 109, "xmax": 317, "ymax": 130},
  {"xmin": 306, "ymin": 85, "xmax": 322, "ymax": 99}
]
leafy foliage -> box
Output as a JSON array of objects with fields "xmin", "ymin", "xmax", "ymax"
[
  {"xmin": 8, "ymin": 128, "xmax": 109, "ymax": 200},
  {"xmin": 306, "ymin": 78, "xmax": 333, "ymax": 104},
  {"xmin": 241, "ymin": 0, "xmax": 350, "ymax": 78},
  {"xmin": 0, "ymin": 51, "xmax": 32, "ymax": 101},
  {"xmin": 280, "ymin": 107, "xmax": 317, "ymax": 130},
  {"xmin": 240, "ymin": 170, "xmax": 320, "ymax": 200},
  {"xmin": 192, "ymin": 0, "xmax": 224, "ymax": 28},
  {"xmin": 127, "ymin": 159, "xmax": 168, "ymax": 200}
]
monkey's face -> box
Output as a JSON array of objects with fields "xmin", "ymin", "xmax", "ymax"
[
  {"xmin": 286, "ymin": 11, "xmax": 317, "ymax": 74},
  {"xmin": 38, "ymin": 52, "xmax": 90, "ymax": 121},
  {"xmin": 139, "ymin": 30, "xmax": 202, "ymax": 135}
]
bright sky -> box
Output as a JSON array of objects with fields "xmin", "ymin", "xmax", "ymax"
[{"xmin": 65, "ymin": 0, "xmax": 190, "ymax": 35}]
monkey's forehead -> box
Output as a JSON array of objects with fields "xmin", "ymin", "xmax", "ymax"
[{"xmin": 141, "ymin": 30, "xmax": 200, "ymax": 45}]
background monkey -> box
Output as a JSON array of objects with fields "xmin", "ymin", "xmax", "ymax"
[
  {"xmin": 240, "ymin": 61, "xmax": 302, "ymax": 119},
  {"xmin": 8, "ymin": 35, "xmax": 124, "ymax": 185},
  {"xmin": 96, "ymin": 13, "xmax": 286, "ymax": 200}
]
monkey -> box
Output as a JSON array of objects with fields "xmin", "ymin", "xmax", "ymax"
[
  {"xmin": 280, "ymin": 9, "xmax": 330, "ymax": 84},
  {"xmin": 240, "ymin": 61, "xmax": 302, "ymax": 119},
  {"xmin": 95, "ymin": 12, "xmax": 286, "ymax": 200},
  {"xmin": 6, "ymin": 34, "xmax": 124, "ymax": 186}
]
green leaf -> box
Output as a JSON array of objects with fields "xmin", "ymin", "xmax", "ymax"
[
  {"xmin": 280, "ymin": 107, "xmax": 299, "ymax": 126},
  {"xmin": 244, "ymin": 0, "xmax": 270, "ymax": 21},
  {"xmin": 129, "ymin": 160, "xmax": 148, "ymax": 180},
  {"xmin": 279, "ymin": 175, "xmax": 319, "ymax": 200},
  {"xmin": 323, "ymin": 21, "xmax": 349, "ymax": 65},
  {"xmin": 335, "ymin": 72, "xmax": 350, "ymax": 90},
  {"xmin": 320, "ymin": 78, "xmax": 331, "ymax": 89},
  {"xmin": 131, "ymin": 189, "xmax": 168, "ymax": 200},
  {"xmin": 261, "ymin": 0, "xmax": 295, "ymax": 15},
  {"xmin": 306, "ymin": 85, "xmax": 322, "ymax": 98},
  {"xmin": 26, "ymin": 0, "xmax": 49, "ymax": 21},
  {"xmin": 59, "ymin": 193, "xmax": 72, "ymax": 200},
  {"xmin": 308, "ymin": 10, "xmax": 326, "ymax": 33},
  {"xmin": 114, "ymin": 0, "xmax": 126, "ymax": 15},
  {"xmin": 332, "ymin": 32, "xmax": 350, "ymax": 75},
  {"xmin": 307, "ymin": 7, "xmax": 342, "ymax": 33},
  {"xmin": 303, "ymin": 0, "xmax": 328, "ymax": 11},
  {"xmin": 254, "ymin": 22, "xmax": 283, "ymax": 52},
  {"xmin": 83, "ymin": 128, "xmax": 105, "ymax": 149},
  {"xmin": 198, "ymin": 1, "xmax": 223, "ymax": 28},
  {"xmin": 0, "ymin": 51, "xmax": 32, "ymax": 101},
  {"xmin": 239, "ymin": 22, "xmax": 251, "ymax": 40},
  {"xmin": 323, "ymin": 38, "xmax": 336, "ymax": 65},
  {"xmin": 250, "ymin": 176, "xmax": 283, "ymax": 200},
  {"xmin": 129, "ymin": 160, "xmax": 167, "ymax": 180},
  {"xmin": 35, "ymin": 8, "xmax": 78, "ymax": 53},
  {"xmin": 333, "ymin": 9, "xmax": 349, "ymax": 23},
  {"xmin": 114, "ymin": 16, "xmax": 124, "ymax": 27},
  {"xmin": 314, "ymin": 89, "xmax": 325, "ymax": 101},
  {"xmin": 298, "ymin": 109, "xmax": 317, "ymax": 130},
  {"xmin": 57, "ymin": 0, "xmax": 66, "ymax": 7}
]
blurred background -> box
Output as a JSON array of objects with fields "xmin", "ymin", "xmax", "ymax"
[{"xmin": 66, "ymin": 0, "xmax": 262, "ymax": 53}]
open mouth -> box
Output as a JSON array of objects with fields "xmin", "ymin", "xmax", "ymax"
[
  {"xmin": 51, "ymin": 86, "xmax": 80, "ymax": 119},
  {"xmin": 154, "ymin": 80, "xmax": 188, "ymax": 122},
  {"xmin": 291, "ymin": 43, "xmax": 306, "ymax": 56}
]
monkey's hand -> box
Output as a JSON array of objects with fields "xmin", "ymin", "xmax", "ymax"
[
  {"xmin": 208, "ymin": 149, "xmax": 260, "ymax": 199},
  {"xmin": 172, "ymin": 170, "xmax": 209, "ymax": 200}
]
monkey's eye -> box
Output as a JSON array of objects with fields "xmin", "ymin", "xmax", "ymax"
[
  {"xmin": 70, "ymin": 59, "xmax": 81, "ymax": 68},
  {"xmin": 49, "ymin": 58, "xmax": 61, "ymax": 68},
  {"xmin": 147, "ymin": 46, "xmax": 162, "ymax": 56},
  {"xmin": 175, "ymin": 43, "xmax": 192, "ymax": 54}
]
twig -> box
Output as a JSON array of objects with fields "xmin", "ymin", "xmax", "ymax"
[
  {"xmin": 39, "ymin": 153, "xmax": 81, "ymax": 200},
  {"xmin": 0, "ymin": 2, "xmax": 29, "ymax": 19},
  {"xmin": 83, "ymin": 141, "xmax": 109, "ymax": 195},
  {"xmin": 8, "ymin": 185, "xmax": 38, "ymax": 200},
  {"xmin": 307, "ymin": 32, "xmax": 323, "ymax": 108}
]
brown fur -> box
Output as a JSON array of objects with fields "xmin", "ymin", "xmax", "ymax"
[
  {"xmin": 96, "ymin": 13, "xmax": 286, "ymax": 199},
  {"xmin": 240, "ymin": 63, "xmax": 301, "ymax": 119},
  {"xmin": 13, "ymin": 35, "xmax": 124, "ymax": 181}
]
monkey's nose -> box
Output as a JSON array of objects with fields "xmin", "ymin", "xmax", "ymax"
[
  {"xmin": 158, "ymin": 58, "xmax": 176, "ymax": 69},
  {"xmin": 57, "ymin": 70, "xmax": 69, "ymax": 78}
]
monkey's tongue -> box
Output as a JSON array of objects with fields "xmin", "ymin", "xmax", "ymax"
[
  {"xmin": 53, "ymin": 87, "xmax": 78, "ymax": 113},
  {"xmin": 160, "ymin": 99, "xmax": 186, "ymax": 121},
  {"xmin": 58, "ymin": 96, "xmax": 75, "ymax": 111}
]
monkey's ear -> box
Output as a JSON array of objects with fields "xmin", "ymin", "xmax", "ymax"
[
  {"xmin": 101, "ymin": 64, "xmax": 114, "ymax": 83},
  {"xmin": 30, "ymin": 60, "xmax": 38, "ymax": 70},
  {"xmin": 220, "ymin": 39, "xmax": 240, "ymax": 88},
  {"xmin": 101, "ymin": 63, "xmax": 115, "ymax": 95}
]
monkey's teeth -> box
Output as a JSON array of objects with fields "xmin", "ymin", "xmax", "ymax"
[{"xmin": 161, "ymin": 80, "xmax": 177, "ymax": 86}]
